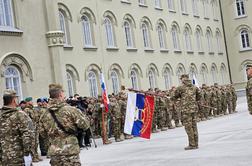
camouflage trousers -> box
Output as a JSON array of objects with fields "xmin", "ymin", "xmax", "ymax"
[
  {"xmin": 50, "ymin": 154, "xmax": 81, "ymax": 166},
  {"xmin": 182, "ymin": 112, "xmax": 198, "ymax": 147},
  {"xmin": 227, "ymin": 100, "xmax": 233, "ymax": 114},
  {"xmin": 152, "ymin": 109, "xmax": 158, "ymax": 131},
  {"xmin": 31, "ymin": 128, "xmax": 39, "ymax": 159},
  {"xmin": 165, "ymin": 109, "xmax": 173, "ymax": 128},
  {"xmin": 173, "ymin": 109, "xmax": 181, "ymax": 126},
  {"xmin": 158, "ymin": 108, "xmax": 166, "ymax": 129},
  {"xmin": 232, "ymin": 100, "xmax": 237, "ymax": 112},
  {"xmin": 113, "ymin": 118, "xmax": 121, "ymax": 140}
]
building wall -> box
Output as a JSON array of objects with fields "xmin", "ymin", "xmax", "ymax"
[
  {"xmin": 221, "ymin": 0, "xmax": 252, "ymax": 90},
  {"xmin": 0, "ymin": 0, "xmax": 230, "ymax": 100}
]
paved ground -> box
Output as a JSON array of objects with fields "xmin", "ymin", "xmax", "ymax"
[{"xmin": 35, "ymin": 97, "xmax": 252, "ymax": 166}]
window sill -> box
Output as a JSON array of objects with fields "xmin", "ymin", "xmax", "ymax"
[
  {"xmin": 144, "ymin": 48, "xmax": 154, "ymax": 52},
  {"xmin": 204, "ymin": 17, "xmax": 210, "ymax": 20},
  {"xmin": 182, "ymin": 12, "xmax": 189, "ymax": 16},
  {"xmin": 83, "ymin": 46, "xmax": 98, "ymax": 51},
  {"xmin": 155, "ymin": 7, "xmax": 163, "ymax": 11},
  {"xmin": 209, "ymin": 52, "xmax": 215, "ymax": 55},
  {"xmin": 121, "ymin": 0, "xmax": 131, "ymax": 4},
  {"xmin": 160, "ymin": 49, "xmax": 169, "ymax": 53},
  {"xmin": 218, "ymin": 52, "xmax": 224, "ymax": 55},
  {"xmin": 63, "ymin": 45, "xmax": 73, "ymax": 50},
  {"xmin": 0, "ymin": 26, "xmax": 23, "ymax": 36},
  {"xmin": 198, "ymin": 51, "xmax": 205, "ymax": 55},
  {"xmin": 239, "ymin": 47, "xmax": 252, "ymax": 52},
  {"xmin": 235, "ymin": 15, "xmax": 247, "ymax": 20},
  {"xmin": 169, "ymin": 9, "xmax": 176, "ymax": 13},
  {"xmin": 213, "ymin": 18, "xmax": 219, "ymax": 22},
  {"xmin": 187, "ymin": 50, "xmax": 194, "ymax": 54},
  {"xmin": 106, "ymin": 47, "xmax": 119, "ymax": 51},
  {"xmin": 127, "ymin": 47, "xmax": 138, "ymax": 52},
  {"xmin": 174, "ymin": 49, "xmax": 182, "ymax": 53},
  {"xmin": 139, "ymin": 4, "xmax": 148, "ymax": 8},
  {"xmin": 193, "ymin": 15, "xmax": 200, "ymax": 18}
]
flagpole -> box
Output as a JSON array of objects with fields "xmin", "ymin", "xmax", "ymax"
[{"xmin": 101, "ymin": 106, "xmax": 106, "ymax": 144}]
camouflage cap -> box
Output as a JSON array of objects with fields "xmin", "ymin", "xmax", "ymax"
[
  {"xmin": 3, "ymin": 89, "xmax": 18, "ymax": 97},
  {"xmin": 180, "ymin": 74, "xmax": 189, "ymax": 80}
]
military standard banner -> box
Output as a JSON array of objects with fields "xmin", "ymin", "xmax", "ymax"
[{"xmin": 124, "ymin": 92, "xmax": 154, "ymax": 139}]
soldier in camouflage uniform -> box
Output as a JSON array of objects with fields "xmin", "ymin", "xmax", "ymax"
[
  {"xmin": 226, "ymin": 85, "xmax": 233, "ymax": 114},
  {"xmin": 214, "ymin": 83, "xmax": 223, "ymax": 116},
  {"xmin": 170, "ymin": 87, "xmax": 182, "ymax": 127},
  {"xmin": 231, "ymin": 85, "xmax": 238, "ymax": 113},
  {"xmin": 199, "ymin": 84, "xmax": 209, "ymax": 120},
  {"xmin": 210, "ymin": 85, "xmax": 218, "ymax": 116},
  {"xmin": 0, "ymin": 89, "xmax": 33, "ymax": 165},
  {"xmin": 246, "ymin": 65, "xmax": 252, "ymax": 115},
  {"xmin": 165, "ymin": 91, "xmax": 175, "ymax": 129},
  {"xmin": 152, "ymin": 89, "xmax": 159, "ymax": 133},
  {"xmin": 172, "ymin": 74, "xmax": 201, "ymax": 150},
  {"xmin": 221, "ymin": 86, "xmax": 228, "ymax": 115},
  {"xmin": 156, "ymin": 91, "xmax": 168, "ymax": 131},
  {"xmin": 39, "ymin": 84, "xmax": 90, "ymax": 166}
]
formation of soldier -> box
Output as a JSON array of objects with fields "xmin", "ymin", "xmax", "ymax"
[{"xmin": 0, "ymin": 82, "xmax": 238, "ymax": 165}]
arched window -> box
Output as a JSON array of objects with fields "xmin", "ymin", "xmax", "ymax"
[
  {"xmin": 157, "ymin": 24, "xmax": 166, "ymax": 49},
  {"xmin": 59, "ymin": 10, "xmax": 70, "ymax": 45},
  {"xmin": 240, "ymin": 30, "xmax": 250, "ymax": 49},
  {"xmin": 111, "ymin": 70, "xmax": 120, "ymax": 94},
  {"xmin": 104, "ymin": 17, "xmax": 115, "ymax": 47},
  {"xmin": 180, "ymin": 0, "xmax": 187, "ymax": 13},
  {"xmin": 168, "ymin": 0, "xmax": 175, "ymax": 10},
  {"xmin": 216, "ymin": 31, "xmax": 222, "ymax": 52},
  {"xmin": 130, "ymin": 70, "xmax": 139, "ymax": 90},
  {"xmin": 66, "ymin": 72, "xmax": 74, "ymax": 97},
  {"xmin": 211, "ymin": 65, "xmax": 218, "ymax": 84},
  {"xmin": 177, "ymin": 67, "xmax": 184, "ymax": 83},
  {"xmin": 148, "ymin": 69, "xmax": 156, "ymax": 89},
  {"xmin": 206, "ymin": 30, "xmax": 213, "ymax": 52},
  {"xmin": 220, "ymin": 65, "xmax": 227, "ymax": 84},
  {"xmin": 184, "ymin": 28, "xmax": 192, "ymax": 51},
  {"xmin": 4, "ymin": 66, "xmax": 22, "ymax": 100},
  {"xmin": 142, "ymin": 23, "xmax": 151, "ymax": 48},
  {"xmin": 82, "ymin": 15, "xmax": 93, "ymax": 47},
  {"xmin": 192, "ymin": 0, "xmax": 198, "ymax": 16},
  {"xmin": 200, "ymin": 66, "xmax": 208, "ymax": 84},
  {"xmin": 88, "ymin": 71, "xmax": 98, "ymax": 98},
  {"xmin": 124, "ymin": 21, "xmax": 134, "ymax": 48},
  {"xmin": 236, "ymin": 0, "xmax": 245, "ymax": 16},
  {"xmin": 195, "ymin": 29, "xmax": 203, "ymax": 51},
  {"xmin": 172, "ymin": 26, "xmax": 180, "ymax": 50},
  {"xmin": 0, "ymin": 0, "xmax": 14, "ymax": 27},
  {"xmin": 164, "ymin": 68, "xmax": 172, "ymax": 90}
]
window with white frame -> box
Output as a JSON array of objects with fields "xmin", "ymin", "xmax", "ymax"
[
  {"xmin": 184, "ymin": 28, "xmax": 192, "ymax": 51},
  {"xmin": 212, "ymin": 0, "xmax": 217, "ymax": 19},
  {"xmin": 111, "ymin": 70, "xmax": 120, "ymax": 94},
  {"xmin": 172, "ymin": 26, "xmax": 180, "ymax": 50},
  {"xmin": 0, "ymin": 0, "xmax": 14, "ymax": 27},
  {"xmin": 104, "ymin": 17, "xmax": 115, "ymax": 47},
  {"xmin": 216, "ymin": 31, "xmax": 222, "ymax": 53},
  {"xmin": 203, "ymin": 0, "xmax": 209, "ymax": 18},
  {"xmin": 220, "ymin": 65, "xmax": 226, "ymax": 84},
  {"xmin": 201, "ymin": 67, "xmax": 208, "ymax": 84},
  {"xmin": 180, "ymin": 0, "xmax": 187, "ymax": 13},
  {"xmin": 168, "ymin": 0, "xmax": 175, "ymax": 10},
  {"xmin": 236, "ymin": 0, "xmax": 245, "ymax": 16},
  {"xmin": 142, "ymin": 22, "xmax": 151, "ymax": 48},
  {"xmin": 192, "ymin": 0, "xmax": 199, "ymax": 16},
  {"xmin": 206, "ymin": 30, "xmax": 213, "ymax": 52},
  {"xmin": 4, "ymin": 66, "xmax": 22, "ymax": 100},
  {"xmin": 66, "ymin": 72, "xmax": 74, "ymax": 97},
  {"xmin": 82, "ymin": 15, "xmax": 93, "ymax": 47},
  {"xmin": 177, "ymin": 67, "xmax": 184, "ymax": 83},
  {"xmin": 211, "ymin": 66, "xmax": 218, "ymax": 84},
  {"xmin": 155, "ymin": 0, "xmax": 161, "ymax": 8},
  {"xmin": 195, "ymin": 29, "xmax": 203, "ymax": 51},
  {"xmin": 157, "ymin": 24, "xmax": 166, "ymax": 49},
  {"xmin": 130, "ymin": 70, "xmax": 139, "ymax": 90},
  {"xmin": 59, "ymin": 10, "xmax": 70, "ymax": 45},
  {"xmin": 148, "ymin": 69, "xmax": 156, "ymax": 89},
  {"xmin": 139, "ymin": 0, "xmax": 146, "ymax": 5},
  {"xmin": 164, "ymin": 68, "xmax": 172, "ymax": 90},
  {"xmin": 124, "ymin": 21, "xmax": 134, "ymax": 48},
  {"xmin": 88, "ymin": 71, "xmax": 98, "ymax": 98},
  {"xmin": 240, "ymin": 29, "xmax": 250, "ymax": 49}
]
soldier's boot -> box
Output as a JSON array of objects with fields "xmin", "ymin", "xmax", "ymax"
[
  {"xmin": 184, "ymin": 146, "xmax": 198, "ymax": 150},
  {"xmin": 104, "ymin": 140, "xmax": 112, "ymax": 145}
]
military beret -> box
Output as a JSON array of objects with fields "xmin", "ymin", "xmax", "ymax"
[
  {"xmin": 180, "ymin": 74, "xmax": 189, "ymax": 79},
  {"xmin": 3, "ymin": 89, "xmax": 18, "ymax": 97},
  {"xmin": 37, "ymin": 98, "xmax": 42, "ymax": 103},
  {"xmin": 25, "ymin": 97, "xmax": 33, "ymax": 102}
]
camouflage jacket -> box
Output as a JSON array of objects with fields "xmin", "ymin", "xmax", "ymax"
[
  {"xmin": 39, "ymin": 99, "xmax": 90, "ymax": 156},
  {"xmin": 172, "ymin": 80, "xmax": 201, "ymax": 113},
  {"xmin": 0, "ymin": 106, "xmax": 33, "ymax": 165},
  {"xmin": 246, "ymin": 77, "xmax": 252, "ymax": 114}
]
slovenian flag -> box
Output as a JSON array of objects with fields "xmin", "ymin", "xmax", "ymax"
[
  {"xmin": 124, "ymin": 92, "xmax": 154, "ymax": 139},
  {"xmin": 100, "ymin": 73, "xmax": 109, "ymax": 112}
]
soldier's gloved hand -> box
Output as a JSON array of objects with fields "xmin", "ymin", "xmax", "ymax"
[{"xmin": 24, "ymin": 154, "xmax": 32, "ymax": 166}]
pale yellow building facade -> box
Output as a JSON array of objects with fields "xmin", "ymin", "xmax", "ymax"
[{"xmin": 0, "ymin": 0, "xmax": 230, "ymax": 100}]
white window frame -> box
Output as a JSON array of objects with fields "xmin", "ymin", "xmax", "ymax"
[
  {"xmin": 164, "ymin": 68, "xmax": 172, "ymax": 90},
  {"xmin": 148, "ymin": 70, "xmax": 156, "ymax": 89},
  {"xmin": 111, "ymin": 70, "xmax": 120, "ymax": 95},
  {"xmin": 184, "ymin": 28, "xmax": 192, "ymax": 51},
  {"xmin": 155, "ymin": 0, "xmax": 161, "ymax": 8},
  {"xmin": 216, "ymin": 32, "xmax": 222, "ymax": 53},
  {"xmin": 4, "ymin": 66, "xmax": 23, "ymax": 100},
  {"xmin": 220, "ymin": 66, "xmax": 226, "ymax": 84},
  {"xmin": 211, "ymin": 67, "xmax": 218, "ymax": 84},
  {"xmin": 168, "ymin": 0, "xmax": 175, "ymax": 10},
  {"xmin": 157, "ymin": 24, "xmax": 166, "ymax": 49},
  {"xmin": 192, "ymin": 0, "xmax": 199, "ymax": 16},
  {"xmin": 172, "ymin": 26, "xmax": 180, "ymax": 50},
  {"xmin": 180, "ymin": 0, "xmax": 187, "ymax": 14},
  {"xmin": 177, "ymin": 67, "xmax": 184, "ymax": 83},
  {"xmin": 124, "ymin": 20, "xmax": 134, "ymax": 48},
  {"xmin": 139, "ymin": 0, "xmax": 146, "ymax": 5},
  {"xmin": 104, "ymin": 17, "xmax": 115, "ymax": 48},
  {"xmin": 82, "ymin": 15, "xmax": 93, "ymax": 47},
  {"xmin": 240, "ymin": 29, "xmax": 250, "ymax": 49},
  {"xmin": 59, "ymin": 10, "xmax": 70, "ymax": 45},
  {"xmin": 0, "ymin": 0, "xmax": 14, "ymax": 27},
  {"xmin": 236, "ymin": 0, "xmax": 245, "ymax": 17},
  {"xmin": 196, "ymin": 29, "xmax": 203, "ymax": 51},
  {"xmin": 88, "ymin": 71, "xmax": 98, "ymax": 98},
  {"xmin": 130, "ymin": 70, "xmax": 139, "ymax": 90},
  {"xmin": 206, "ymin": 30, "xmax": 213, "ymax": 52},
  {"xmin": 142, "ymin": 23, "xmax": 151, "ymax": 48},
  {"xmin": 66, "ymin": 72, "xmax": 74, "ymax": 97},
  {"xmin": 203, "ymin": 0, "xmax": 209, "ymax": 18},
  {"xmin": 201, "ymin": 67, "xmax": 208, "ymax": 84}
]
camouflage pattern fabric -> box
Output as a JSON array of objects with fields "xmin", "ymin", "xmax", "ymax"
[
  {"xmin": 246, "ymin": 77, "xmax": 252, "ymax": 114},
  {"xmin": 110, "ymin": 99, "xmax": 122, "ymax": 141},
  {"xmin": 50, "ymin": 154, "xmax": 81, "ymax": 166},
  {"xmin": 0, "ymin": 106, "xmax": 33, "ymax": 165}
]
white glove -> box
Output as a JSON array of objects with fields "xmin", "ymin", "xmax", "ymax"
[
  {"xmin": 100, "ymin": 104, "xmax": 104, "ymax": 108},
  {"xmin": 24, "ymin": 154, "xmax": 32, "ymax": 166}
]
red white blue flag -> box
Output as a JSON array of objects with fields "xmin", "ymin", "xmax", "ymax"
[
  {"xmin": 100, "ymin": 73, "xmax": 109, "ymax": 112},
  {"xmin": 124, "ymin": 92, "xmax": 154, "ymax": 139}
]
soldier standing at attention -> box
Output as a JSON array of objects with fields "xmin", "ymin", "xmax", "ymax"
[
  {"xmin": 0, "ymin": 89, "xmax": 33, "ymax": 165},
  {"xmin": 171, "ymin": 74, "xmax": 201, "ymax": 150},
  {"xmin": 39, "ymin": 84, "xmax": 90, "ymax": 166},
  {"xmin": 246, "ymin": 65, "xmax": 252, "ymax": 115}
]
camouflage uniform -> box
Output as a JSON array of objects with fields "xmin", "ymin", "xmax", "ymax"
[
  {"xmin": 231, "ymin": 85, "xmax": 237, "ymax": 112},
  {"xmin": 165, "ymin": 96, "xmax": 175, "ymax": 129},
  {"xmin": 210, "ymin": 86, "xmax": 218, "ymax": 116},
  {"xmin": 172, "ymin": 77, "xmax": 201, "ymax": 149},
  {"xmin": 156, "ymin": 96, "xmax": 167, "ymax": 131},
  {"xmin": 221, "ymin": 87, "xmax": 228, "ymax": 115},
  {"xmin": 0, "ymin": 106, "xmax": 33, "ymax": 165},
  {"xmin": 39, "ymin": 99, "xmax": 90, "ymax": 166},
  {"xmin": 110, "ymin": 98, "xmax": 122, "ymax": 142},
  {"xmin": 226, "ymin": 86, "xmax": 233, "ymax": 114},
  {"xmin": 152, "ymin": 98, "xmax": 159, "ymax": 132},
  {"xmin": 246, "ymin": 76, "xmax": 252, "ymax": 114}
]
